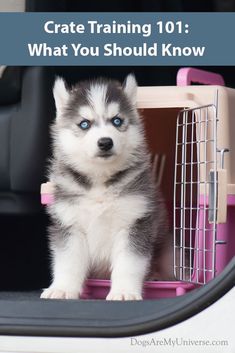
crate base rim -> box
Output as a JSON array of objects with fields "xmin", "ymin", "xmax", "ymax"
[{"xmin": 80, "ymin": 279, "xmax": 198, "ymax": 300}]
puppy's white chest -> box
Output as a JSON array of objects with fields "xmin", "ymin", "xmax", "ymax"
[
  {"xmin": 77, "ymin": 189, "xmax": 118, "ymax": 262},
  {"xmin": 52, "ymin": 185, "xmax": 149, "ymax": 273},
  {"xmin": 78, "ymin": 188, "xmax": 148, "ymax": 235},
  {"xmin": 78, "ymin": 188, "xmax": 117, "ymax": 230}
]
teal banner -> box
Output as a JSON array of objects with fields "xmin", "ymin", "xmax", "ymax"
[{"xmin": 0, "ymin": 13, "xmax": 234, "ymax": 65}]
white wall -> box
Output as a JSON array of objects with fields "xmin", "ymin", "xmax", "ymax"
[{"xmin": 0, "ymin": 0, "xmax": 25, "ymax": 12}]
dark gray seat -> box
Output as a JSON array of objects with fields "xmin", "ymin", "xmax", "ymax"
[{"xmin": 0, "ymin": 66, "xmax": 55, "ymax": 214}]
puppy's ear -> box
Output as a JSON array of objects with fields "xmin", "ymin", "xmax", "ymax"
[
  {"xmin": 123, "ymin": 74, "xmax": 138, "ymax": 105},
  {"xmin": 53, "ymin": 77, "xmax": 69, "ymax": 117}
]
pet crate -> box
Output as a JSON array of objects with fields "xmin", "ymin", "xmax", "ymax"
[{"xmin": 41, "ymin": 68, "xmax": 235, "ymax": 299}]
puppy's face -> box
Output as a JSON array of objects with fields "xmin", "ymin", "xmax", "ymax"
[{"xmin": 52, "ymin": 75, "xmax": 144, "ymax": 171}]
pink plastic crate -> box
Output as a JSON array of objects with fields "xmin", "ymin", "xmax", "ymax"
[
  {"xmin": 40, "ymin": 184, "xmax": 234, "ymax": 299},
  {"xmin": 40, "ymin": 68, "xmax": 235, "ymax": 299}
]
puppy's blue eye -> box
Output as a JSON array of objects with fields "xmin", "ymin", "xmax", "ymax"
[
  {"xmin": 112, "ymin": 117, "xmax": 123, "ymax": 127},
  {"xmin": 79, "ymin": 120, "xmax": 90, "ymax": 130}
]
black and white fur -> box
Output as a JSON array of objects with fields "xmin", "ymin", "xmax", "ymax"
[{"xmin": 41, "ymin": 74, "xmax": 170, "ymax": 300}]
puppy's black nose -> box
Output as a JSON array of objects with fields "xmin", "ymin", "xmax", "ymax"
[{"xmin": 98, "ymin": 137, "xmax": 113, "ymax": 151}]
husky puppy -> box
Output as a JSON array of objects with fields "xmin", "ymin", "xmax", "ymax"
[{"xmin": 41, "ymin": 74, "xmax": 170, "ymax": 300}]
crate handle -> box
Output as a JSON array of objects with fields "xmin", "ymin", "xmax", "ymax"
[
  {"xmin": 209, "ymin": 149, "xmax": 229, "ymax": 224},
  {"xmin": 177, "ymin": 68, "xmax": 225, "ymax": 86}
]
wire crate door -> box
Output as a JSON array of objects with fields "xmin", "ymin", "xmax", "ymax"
[{"xmin": 174, "ymin": 104, "xmax": 218, "ymax": 284}]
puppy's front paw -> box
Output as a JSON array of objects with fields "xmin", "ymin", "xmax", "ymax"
[
  {"xmin": 106, "ymin": 291, "xmax": 142, "ymax": 301},
  {"xmin": 40, "ymin": 287, "xmax": 80, "ymax": 300}
]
